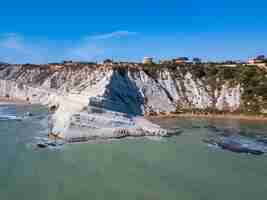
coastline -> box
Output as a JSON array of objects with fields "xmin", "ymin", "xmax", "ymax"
[
  {"xmin": 1, "ymin": 95, "xmax": 267, "ymax": 122},
  {"xmin": 1, "ymin": 95, "xmax": 266, "ymax": 122},
  {"xmin": 147, "ymin": 113, "xmax": 267, "ymax": 122},
  {"xmin": 0, "ymin": 97, "xmax": 30, "ymax": 105}
]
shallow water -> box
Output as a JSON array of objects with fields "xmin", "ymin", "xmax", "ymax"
[{"xmin": 1, "ymin": 105, "xmax": 267, "ymax": 200}]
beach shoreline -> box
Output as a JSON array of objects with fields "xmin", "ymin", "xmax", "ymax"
[
  {"xmin": 0, "ymin": 97, "xmax": 29, "ymax": 105},
  {"xmin": 146, "ymin": 113, "xmax": 267, "ymax": 122}
]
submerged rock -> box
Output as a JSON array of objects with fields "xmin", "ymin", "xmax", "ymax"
[
  {"xmin": 257, "ymin": 137, "xmax": 267, "ymax": 144},
  {"xmin": 37, "ymin": 143, "xmax": 47, "ymax": 148},
  {"xmin": 203, "ymin": 138, "xmax": 265, "ymax": 155},
  {"xmin": 203, "ymin": 127, "xmax": 267, "ymax": 155},
  {"xmin": 35, "ymin": 136, "xmax": 65, "ymax": 149},
  {"xmin": 163, "ymin": 129, "xmax": 183, "ymax": 137},
  {"xmin": 25, "ymin": 112, "xmax": 34, "ymax": 117}
]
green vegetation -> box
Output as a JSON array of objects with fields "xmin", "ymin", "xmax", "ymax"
[
  {"xmin": 238, "ymin": 66, "xmax": 267, "ymax": 113},
  {"xmin": 147, "ymin": 63, "xmax": 267, "ymax": 115},
  {"xmin": 191, "ymin": 64, "xmax": 267, "ymax": 114},
  {"xmin": 142, "ymin": 63, "xmax": 163, "ymax": 79},
  {"xmin": 175, "ymin": 107, "xmax": 238, "ymax": 115},
  {"xmin": 113, "ymin": 62, "xmax": 267, "ymax": 115}
]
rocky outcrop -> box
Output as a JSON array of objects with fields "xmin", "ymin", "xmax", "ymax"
[{"xmin": 0, "ymin": 64, "xmax": 244, "ymax": 140}]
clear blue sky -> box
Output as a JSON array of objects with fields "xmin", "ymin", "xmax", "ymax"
[{"xmin": 0, "ymin": 0, "xmax": 267, "ymax": 63}]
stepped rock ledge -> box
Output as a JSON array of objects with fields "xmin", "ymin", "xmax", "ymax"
[{"xmin": 0, "ymin": 63, "xmax": 244, "ymax": 141}]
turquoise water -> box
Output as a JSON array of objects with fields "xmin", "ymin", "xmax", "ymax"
[{"xmin": 1, "ymin": 105, "xmax": 267, "ymax": 200}]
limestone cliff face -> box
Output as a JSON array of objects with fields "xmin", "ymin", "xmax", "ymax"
[{"xmin": 0, "ymin": 64, "xmax": 242, "ymax": 135}]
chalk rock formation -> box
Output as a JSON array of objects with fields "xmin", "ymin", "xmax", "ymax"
[{"xmin": 0, "ymin": 63, "xmax": 245, "ymax": 140}]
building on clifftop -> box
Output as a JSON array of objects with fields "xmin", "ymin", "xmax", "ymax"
[
  {"xmin": 173, "ymin": 57, "xmax": 189, "ymax": 64},
  {"xmin": 247, "ymin": 55, "xmax": 267, "ymax": 69},
  {"xmin": 102, "ymin": 59, "xmax": 113, "ymax": 66},
  {"xmin": 143, "ymin": 57, "xmax": 154, "ymax": 64}
]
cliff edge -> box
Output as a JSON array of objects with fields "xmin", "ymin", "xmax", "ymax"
[{"xmin": 0, "ymin": 63, "xmax": 266, "ymax": 140}]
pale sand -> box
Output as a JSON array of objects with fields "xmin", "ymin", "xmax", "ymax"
[
  {"xmin": 147, "ymin": 113, "xmax": 267, "ymax": 122},
  {"xmin": 0, "ymin": 97, "xmax": 29, "ymax": 105},
  {"xmin": 1, "ymin": 95, "xmax": 266, "ymax": 122}
]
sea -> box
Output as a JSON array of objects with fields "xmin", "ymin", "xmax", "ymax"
[{"xmin": 1, "ymin": 104, "xmax": 267, "ymax": 200}]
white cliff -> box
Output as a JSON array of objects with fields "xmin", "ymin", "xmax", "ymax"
[
  {"xmin": 215, "ymin": 84, "xmax": 242, "ymax": 111},
  {"xmin": 0, "ymin": 64, "xmax": 244, "ymax": 141}
]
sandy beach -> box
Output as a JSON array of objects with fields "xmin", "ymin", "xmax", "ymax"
[
  {"xmin": 147, "ymin": 113, "xmax": 267, "ymax": 122},
  {"xmin": 0, "ymin": 97, "xmax": 29, "ymax": 105}
]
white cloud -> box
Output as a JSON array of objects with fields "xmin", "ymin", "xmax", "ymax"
[
  {"xmin": 65, "ymin": 30, "xmax": 138, "ymax": 61},
  {"xmin": 0, "ymin": 30, "xmax": 139, "ymax": 63},
  {"xmin": 88, "ymin": 30, "xmax": 137, "ymax": 40}
]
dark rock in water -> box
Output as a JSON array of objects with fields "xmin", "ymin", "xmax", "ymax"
[
  {"xmin": 205, "ymin": 125, "xmax": 221, "ymax": 132},
  {"xmin": 257, "ymin": 137, "xmax": 267, "ymax": 144},
  {"xmin": 204, "ymin": 125, "xmax": 216, "ymax": 129},
  {"xmin": 37, "ymin": 143, "xmax": 47, "ymax": 148},
  {"xmin": 220, "ymin": 129, "xmax": 238, "ymax": 137},
  {"xmin": 202, "ymin": 138, "xmax": 219, "ymax": 146},
  {"xmin": 48, "ymin": 142, "xmax": 58, "ymax": 147},
  {"xmin": 207, "ymin": 127, "xmax": 267, "ymax": 155},
  {"xmin": 26, "ymin": 112, "xmax": 34, "ymax": 117},
  {"xmin": 164, "ymin": 129, "xmax": 182, "ymax": 137},
  {"xmin": 68, "ymin": 137, "xmax": 89, "ymax": 143},
  {"xmin": 219, "ymin": 141, "xmax": 264, "ymax": 155},
  {"xmin": 36, "ymin": 139, "xmax": 65, "ymax": 149},
  {"xmin": 191, "ymin": 125, "xmax": 202, "ymax": 129},
  {"xmin": 203, "ymin": 137, "xmax": 265, "ymax": 155}
]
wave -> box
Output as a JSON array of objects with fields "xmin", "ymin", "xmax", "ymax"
[{"xmin": 0, "ymin": 106, "xmax": 21, "ymax": 121}]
